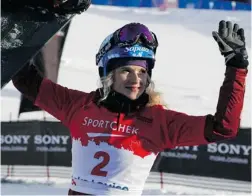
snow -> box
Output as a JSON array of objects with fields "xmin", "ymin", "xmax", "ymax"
[
  {"xmin": 0, "ymin": 178, "xmax": 248, "ymax": 195},
  {"xmin": 1, "ymin": 167, "xmax": 251, "ymax": 195},
  {"xmin": 1, "ymin": 5, "xmax": 251, "ymax": 195}
]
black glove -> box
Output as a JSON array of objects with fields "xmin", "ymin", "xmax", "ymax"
[{"xmin": 212, "ymin": 20, "xmax": 249, "ymax": 69}]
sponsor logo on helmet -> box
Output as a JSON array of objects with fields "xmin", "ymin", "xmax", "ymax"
[
  {"xmin": 96, "ymin": 42, "xmax": 112, "ymax": 65},
  {"xmin": 107, "ymin": 53, "xmax": 120, "ymax": 59},
  {"xmin": 124, "ymin": 46, "xmax": 150, "ymax": 53},
  {"xmin": 132, "ymin": 52, "xmax": 143, "ymax": 57}
]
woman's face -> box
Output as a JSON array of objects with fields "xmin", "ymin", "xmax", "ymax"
[{"xmin": 113, "ymin": 65, "xmax": 148, "ymax": 100}]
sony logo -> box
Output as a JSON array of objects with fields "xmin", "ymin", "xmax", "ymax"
[
  {"xmin": 172, "ymin": 143, "xmax": 251, "ymax": 156},
  {"xmin": 207, "ymin": 143, "xmax": 251, "ymax": 156}
]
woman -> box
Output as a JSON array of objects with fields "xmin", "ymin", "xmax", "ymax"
[{"xmin": 12, "ymin": 21, "xmax": 249, "ymax": 195}]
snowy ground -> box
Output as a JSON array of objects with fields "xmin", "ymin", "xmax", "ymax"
[
  {"xmin": 1, "ymin": 167, "xmax": 251, "ymax": 195},
  {"xmin": 1, "ymin": 178, "xmax": 250, "ymax": 196},
  {"xmin": 1, "ymin": 5, "xmax": 251, "ymax": 196}
]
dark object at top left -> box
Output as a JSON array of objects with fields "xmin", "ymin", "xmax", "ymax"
[{"xmin": 2, "ymin": 0, "xmax": 91, "ymax": 15}]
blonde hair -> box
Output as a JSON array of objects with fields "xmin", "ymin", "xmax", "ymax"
[{"xmin": 98, "ymin": 69, "xmax": 167, "ymax": 108}]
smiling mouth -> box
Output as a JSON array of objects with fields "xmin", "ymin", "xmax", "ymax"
[{"xmin": 125, "ymin": 87, "xmax": 141, "ymax": 92}]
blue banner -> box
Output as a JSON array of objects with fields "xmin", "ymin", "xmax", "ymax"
[{"xmin": 91, "ymin": 0, "xmax": 251, "ymax": 11}]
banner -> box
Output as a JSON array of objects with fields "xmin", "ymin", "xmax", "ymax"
[
  {"xmin": 1, "ymin": 121, "xmax": 72, "ymax": 166},
  {"xmin": 92, "ymin": 0, "xmax": 178, "ymax": 8},
  {"xmin": 91, "ymin": 0, "xmax": 250, "ymax": 10},
  {"xmin": 152, "ymin": 128, "xmax": 251, "ymax": 181}
]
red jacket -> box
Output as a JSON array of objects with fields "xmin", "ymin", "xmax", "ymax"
[
  {"xmin": 12, "ymin": 65, "xmax": 247, "ymax": 195},
  {"xmin": 13, "ymin": 66, "xmax": 247, "ymax": 148}
]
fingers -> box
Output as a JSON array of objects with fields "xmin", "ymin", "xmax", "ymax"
[
  {"xmin": 218, "ymin": 20, "xmax": 227, "ymax": 38},
  {"xmin": 237, "ymin": 28, "xmax": 245, "ymax": 42},
  {"xmin": 226, "ymin": 21, "xmax": 233, "ymax": 37},
  {"xmin": 233, "ymin": 23, "xmax": 239, "ymax": 34},
  {"xmin": 212, "ymin": 31, "xmax": 221, "ymax": 41},
  {"xmin": 212, "ymin": 31, "xmax": 225, "ymax": 50},
  {"xmin": 218, "ymin": 20, "xmax": 242, "ymax": 38}
]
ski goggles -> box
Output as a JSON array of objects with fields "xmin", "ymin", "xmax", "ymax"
[
  {"xmin": 96, "ymin": 23, "xmax": 158, "ymax": 65},
  {"xmin": 113, "ymin": 23, "xmax": 158, "ymax": 49}
]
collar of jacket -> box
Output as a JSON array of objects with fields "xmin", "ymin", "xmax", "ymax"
[{"xmin": 96, "ymin": 89, "xmax": 149, "ymax": 114}]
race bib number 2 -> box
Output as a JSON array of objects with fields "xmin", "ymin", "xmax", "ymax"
[{"xmin": 91, "ymin": 151, "xmax": 110, "ymax": 177}]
